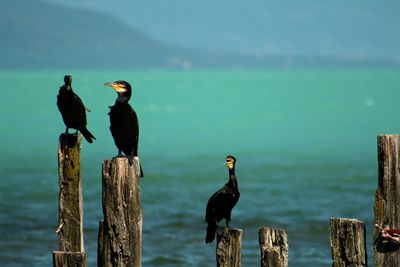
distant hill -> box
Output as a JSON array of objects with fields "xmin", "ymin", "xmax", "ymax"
[
  {"xmin": 0, "ymin": 0, "xmax": 179, "ymax": 69},
  {"xmin": 1, "ymin": 0, "xmax": 399, "ymax": 69},
  {"xmin": 42, "ymin": 0, "xmax": 400, "ymax": 61}
]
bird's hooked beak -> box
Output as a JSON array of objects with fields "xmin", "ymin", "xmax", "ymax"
[
  {"xmin": 104, "ymin": 82, "xmax": 126, "ymax": 93},
  {"xmin": 104, "ymin": 82, "xmax": 115, "ymax": 87}
]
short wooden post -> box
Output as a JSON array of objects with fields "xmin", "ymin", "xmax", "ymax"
[
  {"xmin": 330, "ymin": 218, "xmax": 367, "ymax": 267},
  {"xmin": 259, "ymin": 227, "xmax": 288, "ymax": 267},
  {"xmin": 53, "ymin": 134, "xmax": 86, "ymax": 267},
  {"xmin": 374, "ymin": 134, "xmax": 400, "ymax": 266},
  {"xmin": 216, "ymin": 227, "xmax": 242, "ymax": 267},
  {"xmin": 98, "ymin": 157, "xmax": 142, "ymax": 267}
]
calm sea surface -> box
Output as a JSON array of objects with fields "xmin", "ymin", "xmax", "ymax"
[{"xmin": 1, "ymin": 69, "xmax": 400, "ymax": 266}]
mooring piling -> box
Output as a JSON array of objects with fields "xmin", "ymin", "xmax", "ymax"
[
  {"xmin": 49, "ymin": 133, "xmax": 400, "ymax": 266},
  {"xmin": 330, "ymin": 218, "xmax": 367, "ymax": 267},
  {"xmin": 216, "ymin": 227, "xmax": 242, "ymax": 267},
  {"xmin": 259, "ymin": 226, "xmax": 288, "ymax": 267},
  {"xmin": 52, "ymin": 133, "xmax": 86, "ymax": 267},
  {"xmin": 53, "ymin": 251, "xmax": 87, "ymax": 267},
  {"xmin": 374, "ymin": 134, "xmax": 400, "ymax": 266},
  {"xmin": 98, "ymin": 157, "xmax": 143, "ymax": 267}
]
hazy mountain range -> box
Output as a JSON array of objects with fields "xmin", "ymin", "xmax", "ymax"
[{"xmin": 1, "ymin": 0, "xmax": 399, "ymax": 69}]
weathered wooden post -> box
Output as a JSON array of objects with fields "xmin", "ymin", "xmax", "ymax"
[
  {"xmin": 330, "ymin": 218, "xmax": 367, "ymax": 267},
  {"xmin": 98, "ymin": 157, "xmax": 142, "ymax": 267},
  {"xmin": 53, "ymin": 133, "xmax": 86, "ymax": 267},
  {"xmin": 374, "ymin": 134, "xmax": 400, "ymax": 266},
  {"xmin": 259, "ymin": 227, "xmax": 288, "ymax": 267},
  {"xmin": 216, "ymin": 227, "xmax": 242, "ymax": 267}
]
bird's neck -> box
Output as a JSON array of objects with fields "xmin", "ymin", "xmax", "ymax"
[
  {"xmin": 227, "ymin": 168, "xmax": 238, "ymax": 188},
  {"xmin": 116, "ymin": 95, "xmax": 129, "ymax": 104},
  {"xmin": 64, "ymin": 84, "xmax": 72, "ymax": 91}
]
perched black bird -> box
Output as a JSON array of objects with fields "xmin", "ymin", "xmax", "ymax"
[
  {"xmin": 105, "ymin": 80, "xmax": 143, "ymax": 176},
  {"xmin": 205, "ymin": 155, "xmax": 240, "ymax": 243},
  {"xmin": 57, "ymin": 75, "xmax": 96, "ymax": 143}
]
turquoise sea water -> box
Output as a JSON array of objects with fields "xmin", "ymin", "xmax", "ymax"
[{"xmin": 1, "ymin": 69, "xmax": 400, "ymax": 266}]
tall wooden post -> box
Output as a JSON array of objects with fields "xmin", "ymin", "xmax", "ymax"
[
  {"xmin": 330, "ymin": 218, "xmax": 367, "ymax": 267},
  {"xmin": 98, "ymin": 157, "xmax": 142, "ymax": 267},
  {"xmin": 216, "ymin": 227, "xmax": 242, "ymax": 267},
  {"xmin": 53, "ymin": 133, "xmax": 86, "ymax": 267},
  {"xmin": 374, "ymin": 134, "xmax": 400, "ymax": 266},
  {"xmin": 259, "ymin": 227, "xmax": 288, "ymax": 267}
]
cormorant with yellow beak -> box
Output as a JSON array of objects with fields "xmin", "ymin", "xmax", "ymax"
[
  {"xmin": 205, "ymin": 155, "xmax": 240, "ymax": 243},
  {"xmin": 104, "ymin": 80, "xmax": 143, "ymax": 176}
]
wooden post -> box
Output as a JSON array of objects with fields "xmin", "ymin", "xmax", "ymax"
[
  {"xmin": 374, "ymin": 134, "xmax": 400, "ymax": 266},
  {"xmin": 259, "ymin": 227, "xmax": 288, "ymax": 267},
  {"xmin": 216, "ymin": 227, "xmax": 242, "ymax": 267},
  {"xmin": 330, "ymin": 218, "xmax": 367, "ymax": 267},
  {"xmin": 98, "ymin": 157, "xmax": 142, "ymax": 267},
  {"xmin": 53, "ymin": 251, "xmax": 87, "ymax": 266},
  {"xmin": 53, "ymin": 134, "xmax": 86, "ymax": 267}
]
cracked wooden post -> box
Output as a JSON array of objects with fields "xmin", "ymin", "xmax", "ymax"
[
  {"xmin": 53, "ymin": 251, "xmax": 86, "ymax": 266},
  {"xmin": 53, "ymin": 133, "xmax": 86, "ymax": 267},
  {"xmin": 374, "ymin": 134, "xmax": 400, "ymax": 266},
  {"xmin": 330, "ymin": 218, "xmax": 367, "ymax": 267},
  {"xmin": 98, "ymin": 157, "xmax": 142, "ymax": 267},
  {"xmin": 216, "ymin": 227, "xmax": 242, "ymax": 267},
  {"xmin": 259, "ymin": 227, "xmax": 288, "ymax": 267}
]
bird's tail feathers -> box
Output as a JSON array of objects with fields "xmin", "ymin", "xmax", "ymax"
[
  {"xmin": 79, "ymin": 127, "xmax": 96, "ymax": 143},
  {"xmin": 139, "ymin": 163, "xmax": 144, "ymax": 177},
  {"xmin": 127, "ymin": 156, "xmax": 144, "ymax": 177},
  {"xmin": 206, "ymin": 221, "xmax": 217, "ymax": 244}
]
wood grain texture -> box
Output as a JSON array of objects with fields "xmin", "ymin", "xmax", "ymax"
[
  {"xmin": 259, "ymin": 227, "xmax": 288, "ymax": 267},
  {"xmin": 330, "ymin": 218, "xmax": 367, "ymax": 267},
  {"xmin": 53, "ymin": 251, "xmax": 87, "ymax": 267},
  {"xmin": 374, "ymin": 135, "xmax": 400, "ymax": 266},
  {"xmin": 56, "ymin": 133, "xmax": 84, "ymax": 252},
  {"xmin": 98, "ymin": 157, "xmax": 142, "ymax": 267},
  {"xmin": 216, "ymin": 227, "xmax": 242, "ymax": 267}
]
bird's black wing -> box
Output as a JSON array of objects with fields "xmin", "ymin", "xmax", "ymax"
[
  {"xmin": 205, "ymin": 185, "xmax": 230, "ymax": 222},
  {"xmin": 57, "ymin": 87, "xmax": 86, "ymax": 127},
  {"xmin": 109, "ymin": 103, "xmax": 139, "ymax": 156},
  {"xmin": 130, "ymin": 106, "xmax": 139, "ymax": 155},
  {"xmin": 72, "ymin": 92, "xmax": 87, "ymax": 126},
  {"xmin": 204, "ymin": 184, "xmax": 232, "ymax": 243}
]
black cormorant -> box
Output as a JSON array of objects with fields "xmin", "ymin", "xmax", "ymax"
[
  {"xmin": 205, "ymin": 155, "xmax": 240, "ymax": 243},
  {"xmin": 57, "ymin": 75, "xmax": 96, "ymax": 143},
  {"xmin": 104, "ymin": 80, "xmax": 143, "ymax": 176}
]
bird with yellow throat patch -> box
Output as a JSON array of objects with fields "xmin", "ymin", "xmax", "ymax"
[
  {"xmin": 104, "ymin": 80, "xmax": 143, "ymax": 176},
  {"xmin": 205, "ymin": 155, "xmax": 240, "ymax": 243}
]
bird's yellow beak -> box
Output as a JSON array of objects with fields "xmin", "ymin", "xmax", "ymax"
[
  {"xmin": 104, "ymin": 82, "xmax": 117, "ymax": 89},
  {"xmin": 104, "ymin": 82, "xmax": 124, "ymax": 92}
]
